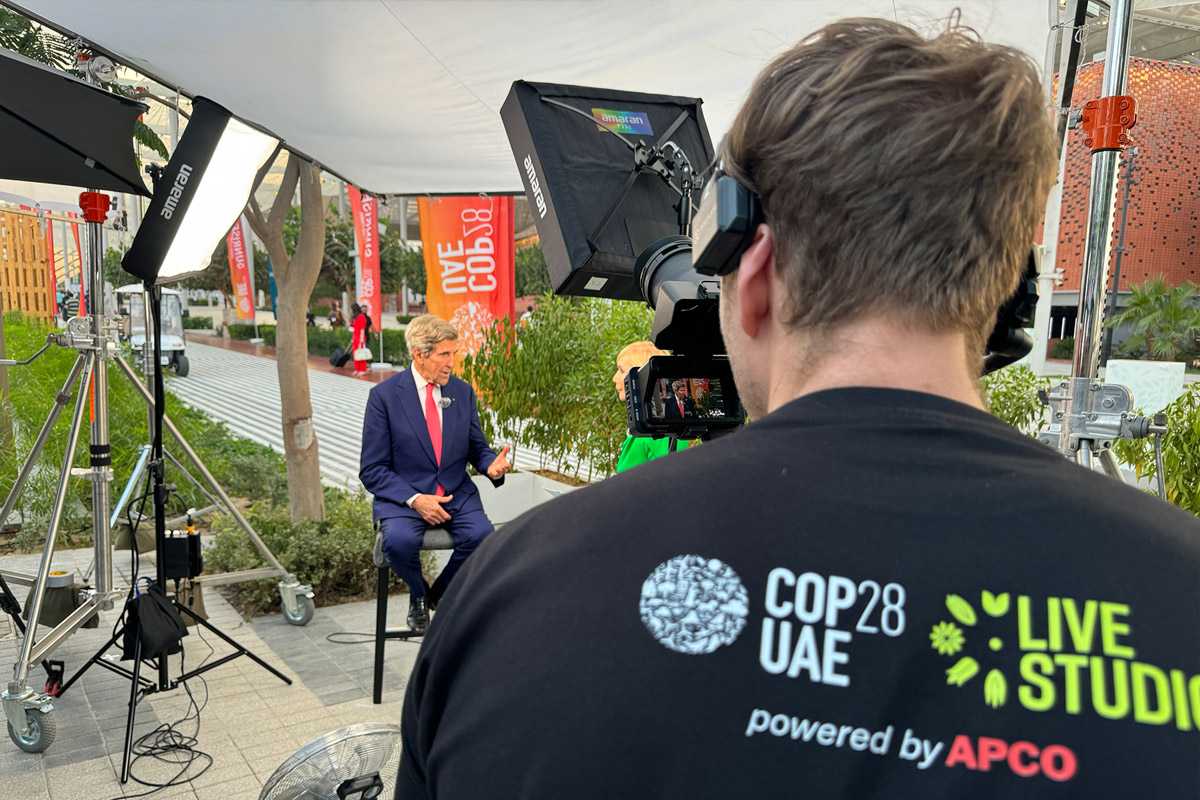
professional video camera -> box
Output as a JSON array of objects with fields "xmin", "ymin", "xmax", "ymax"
[{"xmin": 501, "ymin": 81, "xmax": 1038, "ymax": 440}]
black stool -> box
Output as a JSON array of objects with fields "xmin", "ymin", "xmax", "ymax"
[{"xmin": 372, "ymin": 524, "xmax": 454, "ymax": 704}]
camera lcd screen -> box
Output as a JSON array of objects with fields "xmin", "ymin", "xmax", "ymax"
[
  {"xmin": 647, "ymin": 376, "xmax": 739, "ymax": 423},
  {"xmin": 627, "ymin": 355, "xmax": 745, "ymax": 438}
]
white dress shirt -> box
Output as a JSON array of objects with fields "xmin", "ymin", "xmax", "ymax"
[{"xmin": 406, "ymin": 364, "xmax": 444, "ymax": 508}]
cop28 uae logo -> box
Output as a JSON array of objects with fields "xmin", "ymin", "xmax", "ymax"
[{"xmin": 640, "ymin": 555, "xmax": 749, "ymax": 654}]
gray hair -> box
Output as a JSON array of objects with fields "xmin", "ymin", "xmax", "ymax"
[{"xmin": 404, "ymin": 314, "xmax": 458, "ymax": 357}]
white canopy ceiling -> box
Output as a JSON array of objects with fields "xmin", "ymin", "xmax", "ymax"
[{"xmin": 11, "ymin": 0, "xmax": 1051, "ymax": 195}]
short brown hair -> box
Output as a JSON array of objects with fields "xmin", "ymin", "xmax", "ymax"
[{"xmin": 723, "ymin": 17, "xmax": 1056, "ymax": 343}]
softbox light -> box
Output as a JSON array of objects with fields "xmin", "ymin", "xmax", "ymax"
[
  {"xmin": 123, "ymin": 97, "xmax": 279, "ymax": 285},
  {"xmin": 501, "ymin": 81, "xmax": 713, "ymax": 300}
]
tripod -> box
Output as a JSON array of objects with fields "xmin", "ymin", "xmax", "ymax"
[
  {"xmin": 58, "ymin": 283, "xmax": 291, "ymax": 784},
  {"xmin": 2, "ymin": 192, "xmax": 307, "ymax": 762}
]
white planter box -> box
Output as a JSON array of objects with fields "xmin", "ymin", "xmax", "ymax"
[{"xmin": 471, "ymin": 471, "xmax": 577, "ymax": 526}]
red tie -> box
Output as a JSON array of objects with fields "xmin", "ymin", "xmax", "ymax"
[
  {"xmin": 677, "ymin": 398, "xmax": 684, "ymax": 417},
  {"xmin": 424, "ymin": 383, "xmax": 445, "ymax": 496}
]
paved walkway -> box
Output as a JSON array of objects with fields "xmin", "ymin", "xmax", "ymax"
[{"xmin": 1, "ymin": 546, "xmax": 418, "ymax": 800}]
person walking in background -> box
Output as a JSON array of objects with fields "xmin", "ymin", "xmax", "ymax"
[
  {"xmin": 351, "ymin": 302, "xmax": 372, "ymax": 376},
  {"xmin": 329, "ymin": 299, "xmax": 345, "ymax": 329},
  {"xmin": 612, "ymin": 340, "xmax": 691, "ymax": 472}
]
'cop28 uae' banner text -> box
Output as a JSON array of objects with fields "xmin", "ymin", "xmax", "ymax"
[
  {"xmin": 226, "ymin": 216, "xmax": 255, "ymax": 321},
  {"xmin": 418, "ymin": 196, "xmax": 514, "ymax": 354},
  {"xmin": 347, "ymin": 185, "xmax": 382, "ymax": 329}
]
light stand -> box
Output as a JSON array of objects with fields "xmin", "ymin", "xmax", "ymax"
[
  {"xmin": 2, "ymin": 191, "xmax": 126, "ymax": 753},
  {"xmin": 3, "ymin": 97, "xmax": 312, "ymax": 757},
  {"xmin": 1038, "ymin": 0, "xmax": 1167, "ymax": 480}
]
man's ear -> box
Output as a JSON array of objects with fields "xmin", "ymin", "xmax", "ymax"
[{"xmin": 735, "ymin": 224, "xmax": 775, "ymax": 340}]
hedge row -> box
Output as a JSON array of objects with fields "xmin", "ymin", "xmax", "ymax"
[
  {"xmin": 182, "ymin": 316, "xmax": 213, "ymax": 330},
  {"xmin": 224, "ymin": 323, "xmax": 408, "ymax": 365}
]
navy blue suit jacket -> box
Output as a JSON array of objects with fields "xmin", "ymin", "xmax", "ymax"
[{"xmin": 359, "ymin": 370, "xmax": 502, "ymax": 521}]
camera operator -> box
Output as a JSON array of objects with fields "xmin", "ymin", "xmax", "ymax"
[{"xmin": 397, "ymin": 18, "xmax": 1200, "ymax": 799}]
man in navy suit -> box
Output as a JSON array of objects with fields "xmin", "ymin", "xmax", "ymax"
[
  {"xmin": 359, "ymin": 315, "xmax": 510, "ymax": 632},
  {"xmin": 662, "ymin": 379, "xmax": 696, "ymax": 420}
]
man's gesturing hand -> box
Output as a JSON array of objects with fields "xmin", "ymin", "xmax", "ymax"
[
  {"xmin": 413, "ymin": 494, "xmax": 453, "ymax": 525},
  {"xmin": 486, "ymin": 446, "xmax": 512, "ymax": 480}
]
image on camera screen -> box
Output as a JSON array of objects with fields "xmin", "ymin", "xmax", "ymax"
[{"xmin": 648, "ymin": 377, "xmax": 730, "ymax": 420}]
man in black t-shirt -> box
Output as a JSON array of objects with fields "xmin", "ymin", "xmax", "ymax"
[{"xmin": 397, "ymin": 17, "xmax": 1200, "ymax": 799}]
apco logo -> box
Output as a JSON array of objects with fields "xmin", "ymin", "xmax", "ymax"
[
  {"xmin": 160, "ymin": 163, "xmax": 193, "ymax": 220},
  {"xmin": 591, "ymin": 107, "xmax": 653, "ymax": 136},
  {"xmin": 522, "ymin": 155, "xmax": 547, "ymax": 219},
  {"xmin": 930, "ymin": 591, "xmax": 1200, "ymax": 730}
]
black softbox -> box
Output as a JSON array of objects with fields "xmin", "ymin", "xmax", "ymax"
[
  {"xmin": 122, "ymin": 96, "xmax": 278, "ymax": 285},
  {"xmin": 501, "ymin": 81, "xmax": 714, "ymax": 300},
  {"xmin": 0, "ymin": 48, "xmax": 149, "ymax": 195}
]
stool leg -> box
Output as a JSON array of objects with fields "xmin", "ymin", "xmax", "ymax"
[{"xmin": 373, "ymin": 566, "xmax": 388, "ymax": 704}]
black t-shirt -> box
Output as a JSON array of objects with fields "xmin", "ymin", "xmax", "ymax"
[{"xmin": 398, "ymin": 388, "xmax": 1200, "ymax": 799}]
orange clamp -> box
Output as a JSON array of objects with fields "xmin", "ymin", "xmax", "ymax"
[
  {"xmin": 1080, "ymin": 95, "xmax": 1137, "ymax": 152},
  {"xmin": 77, "ymin": 191, "xmax": 111, "ymax": 224}
]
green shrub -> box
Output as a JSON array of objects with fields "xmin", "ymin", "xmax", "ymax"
[
  {"xmin": 1049, "ymin": 337, "xmax": 1074, "ymax": 360},
  {"xmin": 1106, "ymin": 278, "xmax": 1200, "ymax": 362},
  {"xmin": 182, "ymin": 316, "xmax": 213, "ymax": 330},
  {"xmin": 0, "ymin": 312, "xmax": 288, "ymax": 549},
  {"xmin": 226, "ymin": 323, "xmax": 274, "ymax": 341},
  {"xmin": 980, "ymin": 365, "xmax": 1051, "ymax": 435},
  {"xmin": 395, "ymin": 314, "xmax": 415, "ymax": 325},
  {"xmin": 205, "ymin": 487, "xmax": 437, "ymax": 615},
  {"xmin": 1113, "ymin": 384, "xmax": 1200, "ymax": 516},
  {"xmin": 463, "ymin": 295, "xmax": 653, "ymax": 479}
]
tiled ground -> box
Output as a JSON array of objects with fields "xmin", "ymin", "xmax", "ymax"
[{"xmin": 0, "ymin": 547, "xmax": 422, "ymax": 800}]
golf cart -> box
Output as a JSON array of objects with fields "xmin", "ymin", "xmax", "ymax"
[{"xmin": 116, "ymin": 284, "xmax": 190, "ymax": 377}]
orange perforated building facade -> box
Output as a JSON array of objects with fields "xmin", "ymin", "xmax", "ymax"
[{"xmin": 1049, "ymin": 58, "xmax": 1200, "ymax": 338}]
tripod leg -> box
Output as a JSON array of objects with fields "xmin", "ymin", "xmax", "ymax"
[
  {"xmin": 119, "ymin": 637, "xmax": 143, "ymax": 785},
  {"xmin": 0, "ymin": 355, "xmax": 88, "ymax": 537},
  {"xmin": 175, "ymin": 602, "xmax": 292, "ymax": 686},
  {"xmin": 1099, "ymin": 447, "xmax": 1127, "ymax": 482},
  {"xmin": 373, "ymin": 567, "xmax": 387, "ymax": 704},
  {"xmin": 56, "ymin": 623, "xmax": 125, "ymax": 697},
  {"xmin": 13, "ymin": 354, "xmax": 94, "ymax": 689},
  {"xmin": 109, "ymin": 444, "xmax": 152, "ymax": 531},
  {"xmin": 113, "ymin": 354, "xmax": 290, "ymax": 575}
]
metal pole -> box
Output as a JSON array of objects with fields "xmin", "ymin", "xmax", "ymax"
[
  {"xmin": 142, "ymin": 289, "xmax": 156, "ymax": 433},
  {"xmin": 1061, "ymin": 0, "xmax": 1135, "ymax": 460},
  {"xmin": 1101, "ymin": 147, "xmax": 1137, "ymax": 367},
  {"xmin": 12, "ymin": 353, "xmax": 93, "ymax": 687},
  {"xmin": 1073, "ymin": 1, "xmax": 1134, "ymax": 377},
  {"xmin": 87, "ymin": 218, "xmax": 114, "ymax": 599},
  {"xmin": 112, "ymin": 355, "xmax": 291, "ymax": 576}
]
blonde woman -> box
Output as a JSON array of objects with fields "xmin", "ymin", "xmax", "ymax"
[{"xmin": 612, "ymin": 341, "xmax": 692, "ymax": 473}]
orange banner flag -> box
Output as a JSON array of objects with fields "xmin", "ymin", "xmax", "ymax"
[{"xmin": 418, "ymin": 195, "xmax": 515, "ymax": 355}]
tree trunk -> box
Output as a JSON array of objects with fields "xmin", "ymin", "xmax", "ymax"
[
  {"xmin": 275, "ymin": 286, "xmax": 324, "ymax": 520},
  {"xmin": 247, "ymin": 154, "xmax": 327, "ymax": 522}
]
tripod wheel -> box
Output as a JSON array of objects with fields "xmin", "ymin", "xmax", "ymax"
[
  {"xmin": 7, "ymin": 707, "xmax": 56, "ymax": 753},
  {"xmin": 283, "ymin": 595, "xmax": 315, "ymax": 626}
]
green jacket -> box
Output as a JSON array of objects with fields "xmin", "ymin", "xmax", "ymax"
[{"xmin": 615, "ymin": 435, "xmax": 692, "ymax": 473}]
